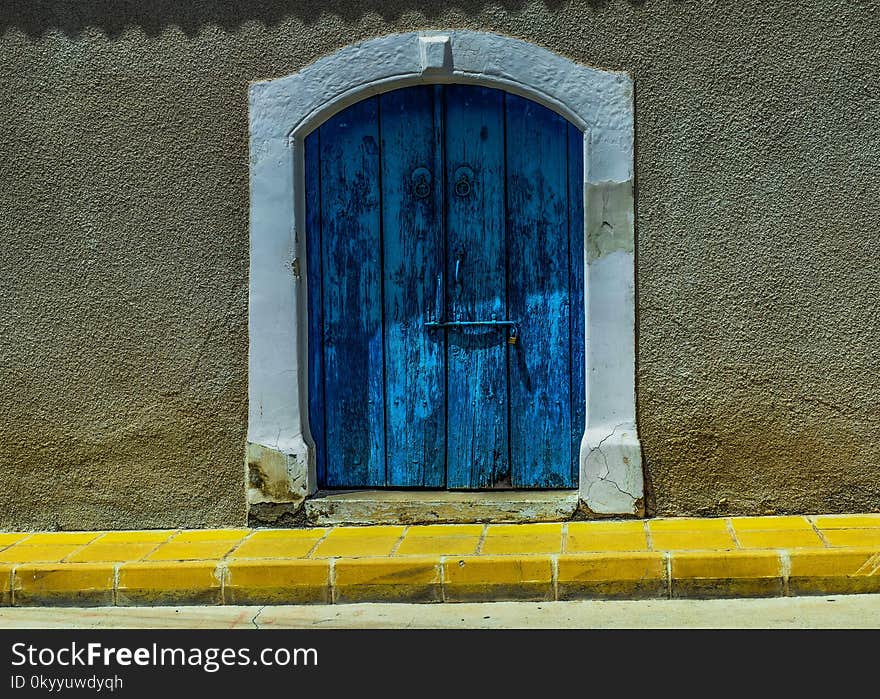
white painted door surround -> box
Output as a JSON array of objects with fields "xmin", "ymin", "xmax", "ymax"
[{"xmin": 246, "ymin": 30, "xmax": 644, "ymax": 518}]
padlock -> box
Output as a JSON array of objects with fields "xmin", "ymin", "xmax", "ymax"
[{"xmin": 507, "ymin": 327, "xmax": 518, "ymax": 346}]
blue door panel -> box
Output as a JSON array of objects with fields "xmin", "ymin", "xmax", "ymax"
[
  {"xmin": 380, "ymin": 86, "xmax": 446, "ymax": 487},
  {"xmin": 505, "ymin": 94, "xmax": 575, "ymax": 488},
  {"xmin": 305, "ymin": 85, "xmax": 585, "ymax": 490},
  {"xmin": 444, "ymin": 85, "xmax": 510, "ymax": 489},
  {"xmin": 318, "ymin": 98, "xmax": 386, "ymax": 487}
]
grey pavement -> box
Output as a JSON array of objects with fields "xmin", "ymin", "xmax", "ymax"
[{"xmin": 0, "ymin": 596, "xmax": 878, "ymax": 628}]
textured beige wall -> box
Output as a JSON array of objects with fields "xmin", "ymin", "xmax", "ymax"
[{"xmin": 2, "ymin": 1, "xmax": 879, "ymax": 529}]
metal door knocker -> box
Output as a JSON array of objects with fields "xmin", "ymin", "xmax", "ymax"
[
  {"xmin": 453, "ymin": 166, "xmax": 474, "ymax": 197},
  {"xmin": 411, "ymin": 167, "xmax": 432, "ymax": 199}
]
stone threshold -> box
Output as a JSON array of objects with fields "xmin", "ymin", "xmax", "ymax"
[{"xmin": 302, "ymin": 489, "xmax": 580, "ymax": 526}]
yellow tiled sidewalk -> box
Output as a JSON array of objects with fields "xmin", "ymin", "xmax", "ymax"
[{"xmin": 2, "ymin": 514, "xmax": 880, "ymax": 606}]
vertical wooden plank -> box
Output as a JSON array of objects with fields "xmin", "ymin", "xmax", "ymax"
[
  {"xmin": 505, "ymin": 93, "xmax": 575, "ymax": 488},
  {"xmin": 380, "ymin": 86, "xmax": 445, "ymax": 487},
  {"xmin": 319, "ymin": 98, "xmax": 386, "ymax": 487},
  {"xmin": 304, "ymin": 130, "xmax": 326, "ymax": 484},
  {"xmin": 444, "ymin": 84, "xmax": 510, "ymax": 489},
  {"xmin": 568, "ymin": 123, "xmax": 586, "ymax": 485}
]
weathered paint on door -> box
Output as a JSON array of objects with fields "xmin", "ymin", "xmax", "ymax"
[{"xmin": 306, "ymin": 85, "xmax": 584, "ymax": 489}]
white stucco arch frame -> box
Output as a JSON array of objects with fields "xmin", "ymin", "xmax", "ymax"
[{"xmin": 247, "ymin": 30, "xmax": 644, "ymax": 517}]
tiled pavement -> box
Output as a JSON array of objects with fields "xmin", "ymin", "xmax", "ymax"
[{"xmin": 2, "ymin": 514, "xmax": 880, "ymax": 605}]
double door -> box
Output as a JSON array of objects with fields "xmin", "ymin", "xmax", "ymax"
[{"xmin": 306, "ymin": 84, "xmax": 584, "ymax": 489}]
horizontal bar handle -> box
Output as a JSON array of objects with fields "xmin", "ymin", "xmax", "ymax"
[{"xmin": 425, "ymin": 320, "xmax": 516, "ymax": 329}]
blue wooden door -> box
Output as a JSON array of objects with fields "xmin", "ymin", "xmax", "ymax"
[{"xmin": 306, "ymin": 85, "xmax": 584, "ymax": 489}]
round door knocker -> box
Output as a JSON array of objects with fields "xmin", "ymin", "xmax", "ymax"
[
  {"xmin": 411, "ymin": 167, "xmax": 432, "ymax": 199},
  {"xmin": 453, "ymin": 166, "xmax": 474, "ymax": 197}
]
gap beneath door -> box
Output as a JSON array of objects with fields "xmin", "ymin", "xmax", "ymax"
[{"xmin": 303, "ymin": 489, "xmax": 579, "ymax": 526}]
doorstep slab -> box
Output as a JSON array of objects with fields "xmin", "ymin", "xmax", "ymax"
[{"xmin": 303, "ymin": 490, "xmax": 579, "ymax": 526}]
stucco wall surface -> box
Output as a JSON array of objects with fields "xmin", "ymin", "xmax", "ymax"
[{"xmin": 1, "ymin": 0, "xmax": 878, "ymax": 528}]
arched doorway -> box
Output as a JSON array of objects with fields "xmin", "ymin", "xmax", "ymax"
[
  {"xmin": 306, "ymin": 84, "xmax": 584, "ymax": 490},
  {"xmin": 247, "ymin": 31, "xmax": 643, "ymax": 519}
]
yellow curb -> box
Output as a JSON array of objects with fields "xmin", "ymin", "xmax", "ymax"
[
  {"xmin": 171, "ymin": 529, "xmax": 251, "ymax": 543},
  {"xmin": 311, "ymin": 531, "xmax": 404, "ymax": 558},
  {"xmin": 648, "ymin": 517, "xmax": 736, "ymax": 552},
  {"xmin": 648, "ymin": 518, "xmax": 729, "ymax": 532},
  {"xmin": 729, "ymin": 516, "xmax": 813, "ymax": 531},
  {"xmin": 734, "ymin": 529, "xmax": 825, "ymax": 549},
  {"xmin": 481, "ymin": 532, "xmax": 562, "ymax": 555},
  {"xmin": 325, "ymin": 526, "xmax": 407, "ymax": 539},
  {"xmin": 96, "ymin": 531, "xmax": 177, "ymax": 543},
  {"xmin": 0, "ymin": 533, "xmax": 31, "ymax": 547},
  {"xmin": 812, "ymin": 514, "xmax": 880, "ymax": 530},
  {"xmin": 405, "ymin": 524, "xmax": 485, "ymax": 537},
  {"xmin": 65, "ymin": 542, "xmax": 165, "ymax": 563},
  {"xmin": 395, "ymin": 535, "xmax": 481, "ymax": 557},
  {"xmin": 231, "ymin": 530, "xmax": 326, "ymax": 559},
  {"xmin": 225, "ymin": 559, "xmax": 330, "ymax": 605},
  {"xmin": 0, "ymin": 544, "xmax": 87, "ymax": 564},
  {"xmin": 24, "ymin": 533, "xmax": 102, "ymax": 545},
  {"xmin": 486, "ymin": 523, "xmax": 564, "ymax": 536},
  {"xmin": 819, "ymin": 529, "xmax": 880, "ymax": 548},
  {"xmin": 670, "ymin": 550, "xmax": 783, "ymax": 599},
  {"xmin": 568, "ymin": 520, "xmax": 646, "ymax": 534},
  {"xmin": 0, "ymin": 517, "xmax": 879, "ymax": 605},
  {"xmin": 557, "ymin": 553, "xmax": 666, "ymax": 600},
  {"xmin": 334, "ymin": 557, "xmax": 442, "ymax": 603},
  {"xmin": 648, "ymin": 519, "xmax": 737, "ymax": 551},
  {"xmin": 13, "ymin": 564, "xmax": 115, "ymax": 607},
  {"xmin": 443, "ymin": 556, "xmax": 553, "ymax": 602},
  {"xmin": 650, "ymin": 532, "xmax": 738, "ymax": 551},
  {"xmin": 565, "ymin": 529, "xmax": 649, "ymax": 553},
  {"xmin": 0, "ymin": 565, "xmax": 12, "ymax": 606},
  {"xmin": 788, "ymin": 548, "xmax": 880, "ymax": 596},
  {"xmin": 117, "ymin": 561, "xmax": 223, "ymax": 606},
  {"xmin": 145, "ymin": 540, "xmax": 241, "ymax": 562},
  {"xmin": 479, "ymin": 524, "xmax": 563, "ymax": 555}
]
